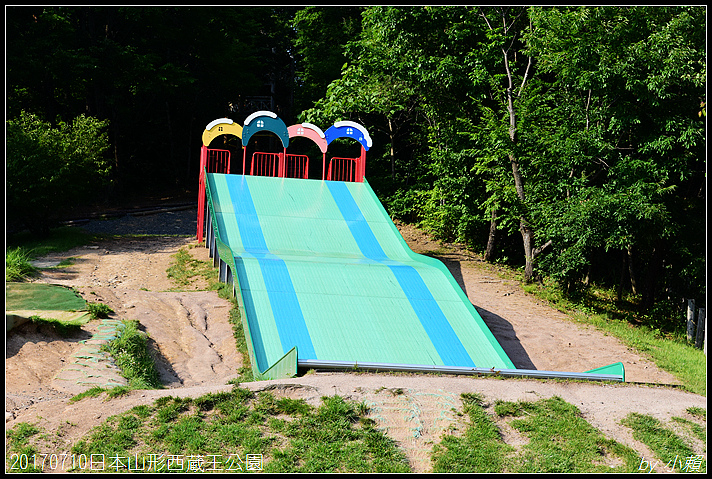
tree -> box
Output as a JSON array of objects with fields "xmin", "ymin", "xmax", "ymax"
[
  {"xmin": 6, "ymin": 6, "xmax": 283, "ymax": 195},
  {"xmin": 292, "ymin": 6, "xmax": 363, "ymax": 115},
  {"xmin": 526, "ymin": 6, "xmax": 706, "ymax": 308},
  {"xmin": 7, "ymin": 112, "xmax": 111, "ymax": 234}
]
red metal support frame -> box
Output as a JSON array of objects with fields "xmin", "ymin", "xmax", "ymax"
[
  {"xmin": 285, "ymin": 154, "xmax": 309, "ymax": 179},
  {"xmin": 250, "ymin": 152, "xmax": 281, "ymax": 177},
  {"xmin": 280, "ymin": 148, "xmax": 287, "ymax": 178},
  {"xmin": 325, "ymin": 146, "xmax": 366, "ymax": 183},
  {"xmin": 197, "ymin": 147, "xmax": 231, "ymax": 242},
  {"xmin": 358, "ymin": 145, "xmax": 366, "ymax": 182},
  {"xmin": 327, "ymin": 157, "xmax": 359, "ymax": 182},
  {"xmin": 197, "ymin": 145, "xmax": 208, "ymax": 241}
]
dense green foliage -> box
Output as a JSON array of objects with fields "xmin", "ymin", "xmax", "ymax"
[
  {"xmin": 6, "ymin": 6, "xmax": 705, "ymax": 331},
  {"xmin": 7, "ymin": 112, "xmax": 111, "ymax": 234},
  {"xmin": 5, "ymin": 247, "xmax": 38, "ymax": 282},
  {"xmin": 301, "ymin": 6, "xmax": 706, "ymax": 325},
  {"xmin": 101, "ymin": 319, "xmax": 162, "ymax": 389},
  {"xmin": 6, "ymin": 6, "xmax": 303, "ymax": 203}
]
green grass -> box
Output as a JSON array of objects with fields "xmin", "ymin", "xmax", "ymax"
[
  {"xmin": 686, "ymin": 406, "xmax": 706, "ymax": 420},
  {"xmin": 6, "ymin": 225, "xmax": 98, "ymax": 282},
  {"xmin": 69, "ymin": 386, "xmax": 108, "ymax": 403},
  {"xmin": 6, "ymin": 247, "xmax": 39, "ymax": 282},
  {"xmin": 622, "ymin": 412, "xmax": 706, "ymax": 473},
  {"xmin": 432, "ymin": 394, "xmax": 640, "ymax": 473},
  {"xmin": 500, "ymin": 397, "xmax": 640, "ymax": 473},
  {"xmin": 5, "ymin": 422, "xmax": 43, "ymax": 472},
  {"xmin": 65, "ymin": 388, "xmax": 410, "ymax": 473},
  {"xmin": 671, "ymin": 416, "xmax": 706, "ymax": 443},
  {"xmin": 100, "ymin": 319, "xmax": 162, "ymax": 390},
  {"xmin": 87, "ymin": 301, "xmax": 114, "ymax": 319},
  {"xmin": 166, "ymin": 246, "xmax": 222, "ymax": 290},
  {"xmin": 431, "ymin": 393, "xmax": 514, "ymax": 472}
]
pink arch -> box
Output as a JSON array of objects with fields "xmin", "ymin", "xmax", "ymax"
[{"xmin": 287, "ymin": 124, "xmax": 328, "ymax": 153}]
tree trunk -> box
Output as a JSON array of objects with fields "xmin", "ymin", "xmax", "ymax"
[
  {"xmin": 640, "ymin": 241, "xmax": 665, "ymax": 313},
  {"xmin": 482, "ymin": 7, "xmax": 535, "ymax": 282},
  {"xmin": 484, "ymin": 208, "xmax": 498, "ymax": 262},
  {"xmin": 617, "ymin": 249, "xmax": 626, "ymax": 301},
  {"xmin": 627, "ymin": 244, "xmax": 638, "ymax": 295},
  {"xmin": 520, "ymin": 219, "xmax": 535, "ymax": 282},
  {"xmin": 510, "ymin": 151, "xmax": 535, "ymax": 282},
  {"xmin": 388, "ymin": 117, "xmax": 395, "ymax": 180}
]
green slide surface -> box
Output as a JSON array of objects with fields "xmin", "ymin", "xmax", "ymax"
[{"xmin": 205, "ymin": 173, "xmax": 515, "ymax": 378}]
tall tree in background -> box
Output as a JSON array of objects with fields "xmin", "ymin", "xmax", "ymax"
[
  {"xmin": 476, "ymin": 7, "xmax": 542, "ymax": 282},
  {"xmin": 7, "ymin": 6, "xmax": 283, "ymax": 195},
  {"xmin": 302, "ymin": 5, "xmax": 705, "ymax": 319},
  {"xmin": 292, "ymin": 6, "xmax": 363, "ymax": 114},
  {"xmin": 525, "ymin": 6, "xmax": 706, "ymax": 308}
]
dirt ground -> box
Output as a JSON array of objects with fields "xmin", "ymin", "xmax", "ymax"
[{"xmin": 5, "ymin": 222, "xmax": 706, "ymax": 473}]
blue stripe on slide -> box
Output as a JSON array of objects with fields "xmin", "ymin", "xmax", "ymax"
[
  {"xmin": 388, "ymin": 265, "xmax": 475, "ymax": 366},
  {"xmin": 326, "ymin": 181, "xmax": 475, "ymax": 367},
  {"xmin": 233, "ymin": 257, "xmax": 268, "ymax": 372},
  {"xmin": 227, "ymin": 176, "xmax": 316, "ymax": 361},
  {"xmin": 325, "ymin": 182, "xmax": 388, "ymax": 261}
]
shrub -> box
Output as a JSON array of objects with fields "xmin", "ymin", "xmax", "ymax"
[
  {"xmin": 6, "ymin": 246, "xmax": 38, "ymax": 282},
  {"xmin": 7, "ymin": 111, "xmax": 111, "ymax": 235}
]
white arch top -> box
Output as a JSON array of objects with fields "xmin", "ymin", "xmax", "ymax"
[
  {"xmin": 301, "ymin": 122, "xmax": 325, "ymax": 139},
  {"xmin": 244, "ymin": 110, "xmax": 278, "ymax": 126},
  {"xmin": 334, "ymin": 120, "xmax": 373, "ymax": 148},
  {"xmin": 205, "ymin": 118, "xmax": 234, "ymax": 130}
]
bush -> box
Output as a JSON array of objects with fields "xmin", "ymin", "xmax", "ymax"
[
  {"xmin": 6, "ymin": 246, "xmax": 38, "ymax": 282},
  {"xmin": 7, "ymin": 111, "xmax": 111, "ymax": 235},
  {"xmin": 102, "ymin": 320, "xmax": 162, "ymax": 389}
]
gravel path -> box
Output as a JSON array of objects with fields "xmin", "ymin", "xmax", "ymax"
[{"xmin": 76, "ymin": 206, "xmax": 198, "ymax": 236}]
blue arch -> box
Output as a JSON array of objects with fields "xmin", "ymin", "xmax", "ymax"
[{"xmin": 324, "ymin": 121, "xmax": 372, "ymax": 151}]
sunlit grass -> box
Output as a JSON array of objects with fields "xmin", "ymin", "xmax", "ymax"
[
  {"xmin": 500, "ymin": 396, "xmax": 640, "ymax": 473},
  {"xmin": 100, "ymin": 319, "xmax": 162, "ymax": 390},
  {"xmin": 431, "ymin": 393, "xmax": 514, "ymax": 472},
  {"xmin": 432, "ymin": 394, "xmax": 641, "ymax": 473},
  {"xmin": 65, "ymin": 388, "xmax": 410, "ymax": 473},
  {"xmin": 6, "ymin": 247, "xmax": 39, "ymax": 282},
  {"xmin": 622, "ymin": 412, "xmax": 706, "ymax": 473}
]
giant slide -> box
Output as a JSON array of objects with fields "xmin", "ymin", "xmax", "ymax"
[
  {"xmin": 199, "ymin": 113, "xmax": 624, "ymax": 382},
  {"xmin": 205, "ymin": 173, "xmax": 515, "ymax": 379}
]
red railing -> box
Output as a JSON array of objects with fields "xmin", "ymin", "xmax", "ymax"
[
  {"xmin": 206, "ymin": 148, "xmax": 231, "ymax": 174},
  {"xmin": 327, "ymin": 157, "xmax": 361, "ymax": 182},
  {"xmin": 198, "ymin": 146, "xmax": 231, "ymax": 242},
  {"xmin": 200, "ymin": 142, "xmax": 366, "ymax": 241},
  {"xmin": 249, "ymin": 152, "xmax": 309, "ymax": 179},
  {"xmin": 285, "ymin": 154, "xmax": 309, "ymax": 179},
  {"xmin": 250, "ymin": 152, "xmax": 281, "ymax": 177}
]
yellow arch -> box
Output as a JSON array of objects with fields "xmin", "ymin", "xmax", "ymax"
[{"xmin": 202, "ymin": 118, "xmax": 243, "ymax": 147}]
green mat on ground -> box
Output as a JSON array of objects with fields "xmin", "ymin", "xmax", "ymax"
[{"xmin": 6, "ymin": 282, "xmax": 91, "ymax": 331}]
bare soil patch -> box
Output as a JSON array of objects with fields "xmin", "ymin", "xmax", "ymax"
[{"xmin": 5, "ymin": 221, "xmax": 706, "ymax": 473}]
